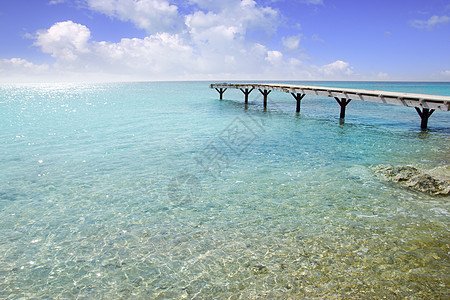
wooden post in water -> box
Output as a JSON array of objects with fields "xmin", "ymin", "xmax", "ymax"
[
  {"xmin": 259, "ymin": 89, "xmax": 271, "ymax": 108},
  {"xmin": 334, "ymin": 97, "xmax": 351, "ymax": 119},
  {"xmin": 240, "ymin": 88, "xmax": 254, "ymax": 104},
  {"xmin": 415, "ymin": 107, "xmax": 435, "ymax": 129},
  {"xmin": 215, "ymin": 88, "xmax": 227, "ymax": 100},
  {"xmin": 291, "ymin": 93, "xmax": 306, "ymax": 113}
]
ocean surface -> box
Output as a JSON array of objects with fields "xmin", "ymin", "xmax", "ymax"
[{"xmin": 0, "ymin": 81, "xmax": 449, "ymax": 298}]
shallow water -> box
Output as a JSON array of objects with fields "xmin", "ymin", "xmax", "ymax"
[{"xmin": 0, "ymin": 81, "xmax": 449, "ymax": 298}]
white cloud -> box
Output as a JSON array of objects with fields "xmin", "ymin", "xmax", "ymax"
[
  {"xmin": 185, "ymin": 11, "xmax": 243, "ymax": 46},
  {"xmin": 25, "ymin": 19, "xmax": 360, "ymax": 82},
  {"xmin": 376, "ymin": 72, "xmax": 389, "ymax": 80},
  {"xmin": 0, "ymin": 58, "xmax": 49, "ymax": 73},
  {"xmin": 84, "ymin": 0, "xmax": 180, "ymax": 33},
  {"xmin": 34, "ymin": 21, "xmax": 91, "ymax": 61},
  {"xmin": 33, "ymin": 21, "xmax": 197, "ymax": 78},
  {"xmin": 30, "ymin": 19, "xmax": 265, "ymax": 79},
  {"xmin": 411, "ymin": 15, "xmax": 450, "ymax": 29},
  {"xmin": 441, "ymin": 70, "xmax": 450, "ymax": 77},
  {"xmin": 12, "ymin": 13, "xmax": 363, "ymax": 82},
  {"xmin": 93, "ymin": 33, "xmax": 197, "ymax": 75},
  {"xmin": 182, "ymin": 0, "xmax": 280, "ymax": 75},
  {"xmin": 4, "ymin": 0, "xmax": 386, "ymax": 82},
  {"xmin": 266, "ymin": 50, "xmax": 283, "ymax": 65},
  {"xmin": 282, "ymin": 35, "xmax": 301, "ymax": 50},
  {"xmin": 314, "ymin": 60, "xmax": 353, "ymax": 77},
  {"xmin": 0, "ymin": 58, "xmax": 50, "ymax": 82},
  {"xmin": 185, "ymin": 0, "xmax": 279, "ymax": 40},
  {"xmin": 289, "ymin": 57, "xmax": 302, "ymax": 67},
  {"xmin": 29, "ymin": 0, "xmax": 287, "ymax": 81},
  {"xmin": 79, "ymin": 0, "xmax": 281, "ymax": 77}
]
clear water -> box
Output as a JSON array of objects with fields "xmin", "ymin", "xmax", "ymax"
[{"xmin": 0, "ymin": 81, "xmax": 449, "ymax": 298}]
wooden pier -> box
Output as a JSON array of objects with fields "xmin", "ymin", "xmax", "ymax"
[{"xmin": 211, "ymin": 83, "xmax": 450, "ymax": 129}]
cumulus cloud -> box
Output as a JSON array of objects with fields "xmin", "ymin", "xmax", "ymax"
[
  {"xmin": 4, "ymin": 0, "xmax": 371, "ymax": 82},
  {"xmin": 186, "ymin": 11, "xmax": 243, "ymax": 46},
  {"xmin": 33, "ymin": 21, "xmax": 197, "ymax": 77},
  {"xmin": 34, "ymin": 21, "xmax": 91, "ymax": 61},
  {"xmin": 30, "ymin": 19, "xmax": 265, "ymax": 79},
  {"xmin": 183, "ymin": 0, "xmax": 280, "ymax": 75},
  {"xmin": 27, "ymin": 19, "xmax": 358, "ymax": 81},
  {"xmin": 185, "ymin": 0, "xmax": 279, "ymax": 42},
  {"xmin": 410, "ymin": 15, "xmax": 450, "ymax": 29},
  {"xmin": 67, "ymin": 0, "xmax": 280, "ymax": 78},
  {"xmin": 314, "ymin": 60, "xmax": 353, "ymax": 77},
  {"xmin": 266, "ymin": 50, "xmax": 283, "ymax": 65},
  {"xmin": 84, "ymin": 0, "xmax": 180, "ymax": 33},
  {"xmin": 93, "ymin": 33, "xmax": 197, "ymax": 75},
  {"xmin": 0, "ymin": 58, "xmax": 50, "ymax": 82},
  {"xmin": 0, "ymin": 58, "xmax": 49, "ymax": 73}
]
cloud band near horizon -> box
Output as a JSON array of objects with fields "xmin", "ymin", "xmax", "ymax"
[{"xmin": 0, "ymin": 0, "xmax": 449, "ymax": 82}]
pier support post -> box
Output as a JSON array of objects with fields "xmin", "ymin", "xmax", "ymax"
[
  {"xmin": 259, "ymin": 89, "xmax": 271, "ymax": 108},
  {"xmin": 291, "ymin": 93, "xmax": 306, "ymax": 113},
  {"xmin": 334, "ymin": 97, "xmax": 351, "ymax": 119},
  {"xmin": 240, "ymin": 88, "xmax": 254, "ymax": 104},
  {"xmin": 415, "ymin": 107, "xmax": 435, "ymax": 129},
  {"xmin": 215, "ymin": 88, "xmax": 227, "ymax": 100}
]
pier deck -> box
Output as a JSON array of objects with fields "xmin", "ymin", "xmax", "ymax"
[{"xmin": 211, "ymin": 83, "xmax": 450, "ymax": 129}]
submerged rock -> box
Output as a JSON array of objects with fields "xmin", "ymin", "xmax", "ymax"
[
  {"xmin": 428, "ymin": 165, "xmax": 450, "ymax": 181},
  {"xmin": 251, "ymin": 264, "xmax": 268, "ymax": 274},
  {"xmin": 372, "ymin": 164, "xmax": 450, "ymax": 195}
]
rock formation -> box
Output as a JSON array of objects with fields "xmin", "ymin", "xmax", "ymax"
[{"xmin": 372, "ymin": 164, "xmax": 450, "ymax": 196}]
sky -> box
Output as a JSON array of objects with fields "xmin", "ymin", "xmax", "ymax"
[{"xmin": 0, "ymin": 0, "xmax": 449, "ymax": 82}]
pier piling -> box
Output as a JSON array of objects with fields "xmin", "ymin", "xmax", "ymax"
[
  {"xmin": 215, "ymin": 88, "xmax": 227, "ymax": 100},
  {"xmin": 240, "ymin": 88, "xmax": 254, "ymax": 104},
  {"xmin": 258, "ymin": 89, "xmax": 271, "ymax": 108},
  {"xmin": 291, "ymin": 93, "xmax": 306, "ymax": 113},
  {"xmin": 334, "ymin": 97, "xmax": 351, "ymax": 119},
  {"xmin": 415, "ymin": 108, "xmax": 435, "ymax": 130}
]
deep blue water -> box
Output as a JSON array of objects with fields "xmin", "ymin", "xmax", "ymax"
[{"xmin": 0, "ymin": 81, "xmax": 449, "ymax": 298}]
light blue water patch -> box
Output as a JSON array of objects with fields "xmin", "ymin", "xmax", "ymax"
[{"xmin": 0, "ymin": 82, "xmax": 449, "ymax": 298}]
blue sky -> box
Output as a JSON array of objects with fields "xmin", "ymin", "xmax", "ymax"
[{"xmin": 0, "ymin": 0, "xmax": 449, "ymax": 82}]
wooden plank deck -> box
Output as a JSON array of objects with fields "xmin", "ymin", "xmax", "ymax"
[{"xmin": 210, "ymin": 82, "xmax": 450, "ymax": 129}]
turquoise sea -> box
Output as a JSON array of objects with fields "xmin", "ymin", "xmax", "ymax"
[{"xmin": 0, "ymin": 81, "xmax": 449, "ymax": 298}]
